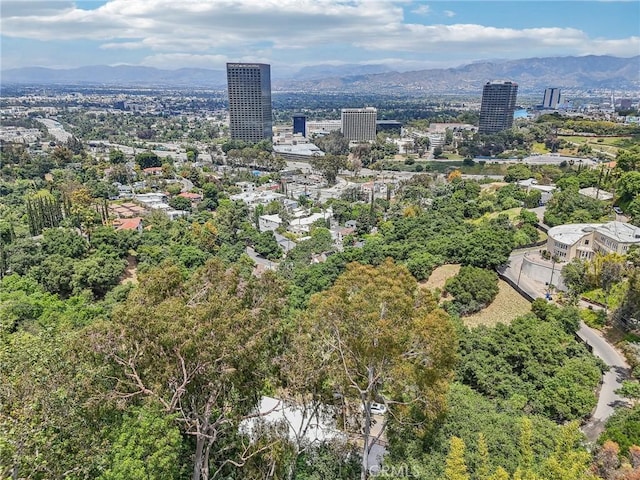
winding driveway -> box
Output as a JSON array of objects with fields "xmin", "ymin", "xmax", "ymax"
[
  {"xmin": 578, "ymin": 324, "xmax": 631, "ymax": 441},
  {"xmin": 499, "ymin": 250, "xmax": 630, "ymax": 442}
]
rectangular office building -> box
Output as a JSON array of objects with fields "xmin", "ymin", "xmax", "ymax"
[
  {"xmin": 227, "ymin": 63, "xmax": 273, "ymax": 142},
  {"xmin": 479, "ymin": 81, "xmax": 518, "ymax": 135},
  {"xmin": 542, "ymin": 88, "xmax": 561, "ymax": 109},
  {"xmin": 341, "ymin": 107, "xmax": 377, "ymax": 142}
]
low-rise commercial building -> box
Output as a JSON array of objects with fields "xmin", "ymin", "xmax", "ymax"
[{"xmin": 273, "ymin": 142, "xmax": 324, "ymax": 161}]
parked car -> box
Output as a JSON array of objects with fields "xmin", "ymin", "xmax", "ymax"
[
  {"xmin": 360, "ymin": 401, "xmax": 387, "ymax": 415},
  {"xmin": 369, "ymin": 402, "xmax": 387, "ymax": 415},
  {"xmin": 613, "ymin": 206, "xmax": 623, "ymax": 215}
]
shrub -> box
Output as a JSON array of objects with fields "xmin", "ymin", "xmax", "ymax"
[
  {"xmin": 580, "ymin": 308, "xmax": 607, "ymax": 329},
  {"xmin": 444, "ymin": 266, "xmax": 499, "ymax": 316}
]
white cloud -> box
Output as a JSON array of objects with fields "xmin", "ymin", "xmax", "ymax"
[
  {"xmin": 100, "ymin": 42, "xmax": 146, "ymax": 50},
  {"xmin": 1, "ymin": 0, "xmax": 637, "ymax": 69},
  {"xmin": 412, "ymin": 5, "xmax": 431, "ymax": 15},
  {"xmin": 443, "ymin": 10, "xmax": 456, "ymax": 18}
]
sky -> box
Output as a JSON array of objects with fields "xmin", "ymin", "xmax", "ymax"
[{"xmin": 1, "ymin": 0, "xmax": 639, "ymax": 73}]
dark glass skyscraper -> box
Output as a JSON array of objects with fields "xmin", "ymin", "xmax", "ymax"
[
  {"xmin": 479, "ymin": 81, "xmax": 518, "ymax": 135},
  {"xmin": 226, "ymin": 63, "xmax": 272, "ymax": 142},
  {"xmin": 292, "ymin": 114, "xmax": 306, "ymax": 136}
]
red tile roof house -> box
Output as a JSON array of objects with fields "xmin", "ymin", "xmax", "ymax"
[
  {"xmin": 177, "ymin": 192, "xmax": 203, "ymax": 202},
  {"xmin": 142, "ymin": 167, "xmax": 164, "ymax": 176},
  {"xmin": 112, "ymin": 217, "xmax": 143, "ymax": 233}
]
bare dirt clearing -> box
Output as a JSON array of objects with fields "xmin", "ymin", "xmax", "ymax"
[
  {"xmin": 420, "ymin": 264, "xmax": 461, "ymax": 291},
  {"xmin": 463, "ymin": 279, "xmax": 531, "ymax": 328}
]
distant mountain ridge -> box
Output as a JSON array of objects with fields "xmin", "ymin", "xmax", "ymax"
[
  {"xmin": 294, "ymin": 64, "xmax": 393, "ymax": 80},
  {"xmin": 2, "ymin": 56, "xmax": 638, "ymax": 93},
  {"xmin": 275, "ymin": 55, "xmax": 640, "ymax": 94},
  {"xmin": 0, "ymin": 65, "xmax": 228, "ymax": 87}
]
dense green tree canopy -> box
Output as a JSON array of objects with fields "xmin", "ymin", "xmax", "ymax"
[
  {"xmin": 93, "ymin": 258, "xmax": 287, "ymax": 479},
  {"xmin": 457, "ymin": 307, "xmax": 602, "ymax": 422}
]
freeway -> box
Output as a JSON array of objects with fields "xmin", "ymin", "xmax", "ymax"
[{"xmin": 36, "ymin": 118, "xmax": 73, "ymax": 143}]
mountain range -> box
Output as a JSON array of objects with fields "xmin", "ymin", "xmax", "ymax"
[{"xmin": 2, "ymin": 55, "xmax": 638, "ymax": 94}]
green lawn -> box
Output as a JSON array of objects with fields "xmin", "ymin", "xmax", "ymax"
[
  {"xmin": 561, "ymin": 135, "xmax": 625, "ymax": 146},
  {"xmin": 559, "ymin": 135, "xmax": 639, "ymax": 158},
  {"xmin": 441, "ymin": 153, "xmax": 465, "ymax": 160},
  {"xmin": 469, "ymin": 207, "xmax": 522, "ymax": 226},
  {"xmin": 532, "ymin": 142, "xmax": 548, "ymax": 154}
]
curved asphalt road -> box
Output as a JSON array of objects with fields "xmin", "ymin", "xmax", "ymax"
[
  {"xmin": 499, "ymin": 250, "xmax": 630, "ymax": 442},
  {"xmin": 577, "ymin": 323, "xmax": 631, "ymax": 441}
]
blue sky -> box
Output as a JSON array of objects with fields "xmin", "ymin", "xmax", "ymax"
[{"xmin": 1, "ymin": 1, "xmax": 638, "ymax": 72}]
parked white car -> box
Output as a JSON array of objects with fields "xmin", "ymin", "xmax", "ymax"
[{"xmin": 369, "ymin": 402, "xmax": 387, "ymax": 415}]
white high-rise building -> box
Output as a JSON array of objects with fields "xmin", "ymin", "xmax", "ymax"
[
  {"xmin": 542, "ymin": 88, "xmax": 561, "ymax": 110},
  {"xmin": 341, "ymin": 107, "xmax": 377, "ymax": 142}
]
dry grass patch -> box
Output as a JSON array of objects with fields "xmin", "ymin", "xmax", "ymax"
[
  {"xmin": 120, "ymin": 255, "xmax": 139, "ymax": 285},
  {"xmin": 420, "ymin": 264, "xmax": 461, "ymax": 291},
  {"xmin": 463, "ymin": 279, "xmax": 531, "ymax": 328},
  {"xmin": 480, "ymin": 182, "xmax": 508, "ymax": 192}
]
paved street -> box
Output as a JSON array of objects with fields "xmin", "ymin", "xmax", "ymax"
[
  {"xmin": 579, "ymin": 324, "xmax": 631, "ymax": 441},
  {"xmin": 500, "ymin": 249, "xmax": 631, "ymax": 441},
  {"xmin": 245, "ymin": 246, "xmax": 278, "ymax": 272}
]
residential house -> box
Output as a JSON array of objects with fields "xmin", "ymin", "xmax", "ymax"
[
  {"xmin": 112, "ymin": 217, "xmax": 143, "ymax": 233},
  {"xmin": 547, "ymin": 221, "xmax": 640, "ymax": 262}
]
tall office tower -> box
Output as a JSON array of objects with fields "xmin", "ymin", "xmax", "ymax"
[
  {"xmin": 341, "ymin": 107, "xmax": 377, "ymax": 142},
  {"xmin": 478, "ymin": 81, "xmax": 518, "ymax": 135},
  {"xmin": 226, "ymin": 63, "xmax": 273, "ymax": 142},
  {"xmin": 292, "ymin": 114, "xmax": 306, "ymax": 136},
  {"xmin": 542, "ymin": 88, "xmax": 561, "ymax": 109}
]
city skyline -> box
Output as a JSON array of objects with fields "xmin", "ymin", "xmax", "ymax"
[{"xmin": 1, "ymin": 1, "xmax": 638, "ymax": 72}]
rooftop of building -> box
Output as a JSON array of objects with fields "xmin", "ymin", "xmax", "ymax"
[
  {"xmin": 548, "ymin": 223, "xmax": 599, "ymax": 246},
  {"xmin": 517, "ymin": 178, "xmax": 557, "ymax": 192},
  {"xmin": 227, "ymin": 62, "xmax": 270, "ymax": 68},
  {"xmin": 341, "ymin": 107, "xmax": 377, "ymax": 113},
  {"xmin": 178, "ymin": 192, "xmax": 203, "ymax": 200},
  {"xmin": 548, "ymin": 221, "xmax": 640, "ymax": 245},
  {"xmin": 596, "ymin": 221, "xmax": 640, "ymax": 244},
  {"xmin": 579, "ymin": 187, "xmax": 614, "ymax": 201},
  {"xmin": 273, "ymin": 143, "xmax": 324, "ymax": 156},
  {"xmin": 485, "ymin": 80, "xmax": 518, "ymax": 86},
  {"xmin": 230, "ymin": 190, "xmax": 285, "ymax": 203},
  {"xmin": 113, "ymin": 217, "xmax": 142, "ymax": 231}
]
